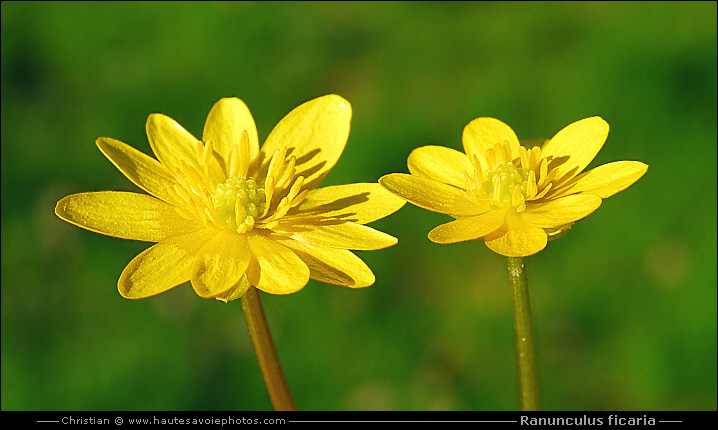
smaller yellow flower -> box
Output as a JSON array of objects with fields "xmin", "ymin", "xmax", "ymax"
[
  {"xmin": 380, "ymin": 117, "xmax": 648, "ymax": 257},
  {"xmin": 56, "ymin": 95, "xmax": 405, "ymax": 300}
]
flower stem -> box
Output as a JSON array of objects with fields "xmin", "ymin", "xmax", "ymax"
[
  {"xmin": 241, "ymin": 286, "xmax": 296, "ymax": 411},
  {"xmin": 507, "ymin": 257, "xmax": 541, "ymax": 411}
]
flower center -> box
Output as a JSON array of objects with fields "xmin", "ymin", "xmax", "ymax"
[
  {"xmin": 212, "ymin": 178, "xmax": 266, "ymax": 232},
  {"xmin": 482, "ymin": 162, "xmax": 530, "ymax": 210},
  {"xmin": 463, "ymin": 141, "xmax": 556, "ymax": 212}
]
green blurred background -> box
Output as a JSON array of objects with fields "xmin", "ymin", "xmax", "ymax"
[{"xmin": 2, "ymin": 1, "xmax": 715, "ymax": 411}]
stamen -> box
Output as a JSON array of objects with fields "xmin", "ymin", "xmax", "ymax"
[
  {"xmin": 205, "ymin": 197, "xmax": 221, "ymax": 227},
  {"xmin": 234, "ymin": 195, "xmax": 246, "ymax": 228},
  {"xmin": 538, "ymin": 158, "xmax": 548, "ymax": 185},
  {"xmin": 186, "ymin": 197, "xmax": 206, "ymax": 223},
  {"xmin": 511, "ymin": 186, "xmax": 525, "ymax": 211},
  {"xmin": 520, "ymin": 146, "xmax": 530, "ymax": 171},
  {"xmin": 500, "ymin": 141, "xmax": 513, "ymax": 165},
  {"xmin": 202, "ymin": 140, "xmax": 214, "ymax": 169},
  {"xmin": 267, "ymin": 196, "xmax": 291, "ymax": 222},
  {"xmin": 529, "ymin": 146, "xmax": 542, "ymax": 169},
  {"xmin": 526, "ymin": 170, "xmax": 538, "ymax": 198},
  {"xmin": 462, "ymin": 170, "xmax": 475, "ymax": 194},
  {"xmin": 276, "ymin": 155, "xmax": 297, "ymax": 190},
  {"xmin": 267, "ymin": 147, "xmax": 287, "ymax": 184},
  {"xmin": 227, "ymin": 144, "xmax": 240, "ymax": 179},
  {"xmin": 173, "ymin": 183, "xmax": 192, "ymax": 204},
  {"xmin": 179, "ymin": 161, "xmax": 207, "ymax": 197},
  {"xmin": 473, "ymin": 170, "xmax": 487, "ymax": 198},
  {"xmin": 291, "ymin": 189, "xmax": 309, "ymax": 208},
  {"xmin": 494, "ymin": 145, "xmax": 505, "ymax": 166},
  {"xmin": 542, "ymin": 165, "xmax": 558, "ymax": 188},
  {"xmin": 195, "ymin": 140, "xmax": 204, "ymax": 161},
  {"xmin": 237, "ymin": 130, "xmax": 250, "ymax": 179},
  {"xmin": 262, "ymin": 175, "xmax": 275, "ymax": 218},
  {"xmin": 534, "ymin": 182, "xmax": 553, "ymax": 199},
  {"xmin": 263, "ymin": 220, "xmax": 279, "ymax": 230},
  {"xmin": 198, "ymin": 140, "xmax": 215, "ymax": 187},
  {"xmin": 485, "ymin": 148, "xmax": 498, "ymax": 171},
  {"xmin": 286, "ymin": 176, "xmax": 305, "ymax": 203},
  {"xmin": 174, "ymin": 205, "xmax": 194, "ymax": 222}
]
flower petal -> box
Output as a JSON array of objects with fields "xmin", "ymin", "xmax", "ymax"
[
  {"xmin": 275, "ymin": 221, "xmax": 397, "ymax": 250},
  {"xmin": 146, "ymin": 113, "xmax": 201, "ymax": 173},
  {"xmin": 407, "ymin": 145, "xmax": 473, "ymax": 188},
  {"xmin": 288, "ymin": 183, "xmax": 405, "ymax": 224},
  {"xmin": 428, "ymin": 209, "xmax": 506, "ymax": 244},
  {"xmin": 484, "ymin": 213, "xmax": 548, "ymax": 257},
  {"xmin": 523, "ymin": 195, "xmax": 602, "ymax": 229},
  {"xmin": 118, "ymin": 229, "xmax": 216, "ymax": 299},
  {"xmin": 246, "ymin": 234, "xmax": 310, "ymax": 294},
  {"xmin": 259, "ymin": 95, "xmax": 351, "ymax": 191},
  {"xmin": 191, "ymin": 233, "xmax": 251, "ymax": 298},
  {"xmin": 541, "ymin": 117, "xmax": 609, "ymax": 183},
  {"xmin": 147, "ymin": 112, "xmax": 226, "ymax": 185},
  {"xmin": 213, "ymin": 275, "xmax": 252, "ymax": 302},
  {"xmin": 280, "ymin": 239, "xmax": 375, "ymax": 288},
  {"xmin": 96, "ymin": 137, "xmax": 182, "ymax": 206},
  {"xmin": 463, "ymin": 117, "xmax": 521, "ymax": 172},
  {"xmin": 379, "ymin": 173, "xmax": 489, "ymax": 216},
  {"xmin": 203, "ymin": 97, "xmax": 260, "ymax": 171},
  {"xmin": 560, "ymin": 161, "xmax": 648, "ymax": 199},
  {"xmin": 55, "ymin": 192, "xmax": 202, "ymax": 242}
]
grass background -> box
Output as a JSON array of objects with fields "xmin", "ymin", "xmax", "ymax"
[{"xmin": 2, "ymin": 1, "xmax": 715, "ymax": 411}]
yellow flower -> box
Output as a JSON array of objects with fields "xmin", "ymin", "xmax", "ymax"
[
  {"xmin": 380, "ymin": 117, "xmax": 647, "ymax": 257},
  {"xmin": 56, "ymin": 95, "xmax": 405, "ymax": 300}
]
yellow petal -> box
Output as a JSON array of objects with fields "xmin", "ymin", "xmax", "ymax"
[
  {"xmin": 203, "ymin": 98, "xmax": 260, "ymax": 172},
  {"xmin": 259, "ymin": 95, "xmax": 351, "ymax": 191},
  {"xmin": 379, "ymin": 173, "xmax": 489, "ymax": 216},
  {"xmin": 484, "ymin": 213, "xmax": 548, "ymax": 257},
  {"xmin": 55, "ymin": 192, "xmax": 202, "ymax": 242},
  {"xmin": 246, "ymin": 234, "xmax": 310, "ymax": 294},
  {"xmin": 561, "ymin": 161, "xmax": 648, "ymax": 199},
  {"xmin": 191, "ymin": 232, "xmax": 251, "ymax": 298},
  {"xmin": 96, "ymin": 137, "xmax": 182, "ymax": 206},
  {"xmin": 462, "ymin": 118, "xmax": 521, "ymax": 173},
  {"xmin": 118, "ymin": 229, "xmax": 216, "ymax": 299},
  {"xmin": 541, "ymin": 117, "xmax": 609, "ymax": 183},
  {"xmin": 428, "ymin": 209, "xmax": 506, "ymax": 244},
  {"xmin": 287, "ymin": 182, "xmax": 405, "ymax": 224},
  {"xmin": 407, "ymin": 145, "xmax": 473, "ymax": 188},
  {"xmin": 275, "ymin": 221, "xmax": 397, "ymax": 250},
  {"xmin": 281, "ymin": 239, "xmax": 375, "ymax": 288},
  {"xmin": 523, "ymin": 195, "xmax": 602, "ymax": 229},
  {"xmin": 146, "ymin": 113, "xmax": 201, "ymax": 173},
  {"xmin": 214, "ymin": 275, "xmax": 252, "ymax": 302}
]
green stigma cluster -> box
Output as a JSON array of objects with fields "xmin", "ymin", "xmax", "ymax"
[
  {"xmin": 212, "ymin": 178, "xmax": 266, "ymax": 232},
  {"xmin": 482, "ymin": 162, "xmax": 529, "ymax": 208}
]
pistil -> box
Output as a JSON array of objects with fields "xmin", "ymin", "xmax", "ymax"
[{"xmin": 213, "ymin": 178, "xmax": 266, "ymax": 233}]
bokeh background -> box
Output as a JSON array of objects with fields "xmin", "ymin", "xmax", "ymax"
[{"xmin": 2, "ymin": 1, "xmax": 715, "ymax": 411}]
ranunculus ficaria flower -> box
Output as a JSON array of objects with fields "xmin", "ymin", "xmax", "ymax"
[
  {"xmin": 380, "ymin": 117, "xmax": 647, "ymax": 257},
  {"xmin": 56, "ymin": 95, "xmax": 404, "ymax": 300}
]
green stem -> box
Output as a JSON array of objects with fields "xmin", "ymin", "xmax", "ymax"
[
  {"xmin": 241, "ymin": 286, "xmax": 296, "ymax": 411},
  {"xmin": 507, "ymin": 257, "xmax": 541, "ymax": 411}
]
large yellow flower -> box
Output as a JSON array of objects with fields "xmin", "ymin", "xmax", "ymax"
[
  {"xmin": 380, "ymin": 117, "xmax": 647, "ymax": 257},
  {"xmin": 56, "ymin": 95, "xmax": 404, "ymax": 300}
]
